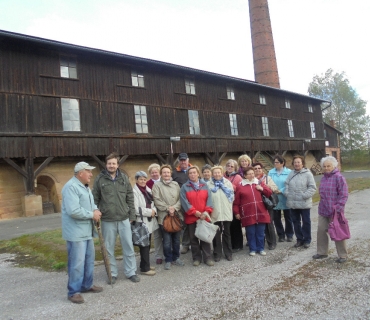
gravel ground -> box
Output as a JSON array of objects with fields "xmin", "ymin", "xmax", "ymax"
[{"xmin": 1, "ymin": 190, "xmax": 369, "ymax": 320}]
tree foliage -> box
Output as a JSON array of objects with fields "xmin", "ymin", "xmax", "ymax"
[{"xmin": 308, "ymin": 69, "xmax": 369, "ymax": 151}]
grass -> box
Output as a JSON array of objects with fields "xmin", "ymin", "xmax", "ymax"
[{"xmin": 1, "ymin": 177, "xmax": 370, "ymax": 272}]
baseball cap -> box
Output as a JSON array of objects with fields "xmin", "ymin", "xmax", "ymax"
[
  {"xmin": 74, "ymin": 161, "xmax": 95, "ymax": 173},
  {"xmin": 178, "ymin": 153, "xmax": 188, "ymax": 160}
]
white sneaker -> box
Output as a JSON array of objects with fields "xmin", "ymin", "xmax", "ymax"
[
  {"xmin": 249, "ymin": 251, "xmax": 256, "ymax": 256},
  {"xmin": 259, "ymin": 251, "xmax": 266, "ymax": 256}
]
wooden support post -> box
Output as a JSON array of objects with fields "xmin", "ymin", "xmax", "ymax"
[
  {"xmin": 216, "ymin": 152, "xmax": 227, "ymax": 165},
  {"xmin": 119, "ymin": 155, "xmax": 129, "ymax": 166},
  {"xmin": 34, "ymin": 157, "xmax": 54, "ymax": 177},
  {"xmin": 91, "ymin": 155, "xmax": 105, "ymax": 170}
]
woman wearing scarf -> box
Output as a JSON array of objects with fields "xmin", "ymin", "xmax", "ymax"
[
  {"xmin": 152, "ymin": 165, "xmax": 185, "ymax": 271},
  {"xmin": 180, "ymin": 166, "xmax": 214, "ymax": 266},
  {"xmin": 233, "ymin": 167, "xmax": 272, "ymax": 256},
  {"xmin": 224, "ymin": 159, "xmax": 243, "ymax": 252},
  {"xmin": 313, "ymin": 156, "xmax": 349, "ymax": 263},
  {"xmin": 133, "ymin": 171, "xmax": 159, "ymax": 276},
  {"xmin": 237, "ymin": 154, "xmax": 252, "ymax": 177},
  {"xmin": 207, "ymin": 166, "xmax": 234, "ymax": 261}
]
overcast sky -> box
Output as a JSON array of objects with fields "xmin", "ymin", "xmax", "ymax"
[{"xmin": 1, "ymin": 0, "xmax": 369, "ymax": 114}]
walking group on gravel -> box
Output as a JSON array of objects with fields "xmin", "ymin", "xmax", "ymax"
[{"xmin": 61, "ymin": 152, "xmax": 349, "ymax": 303}]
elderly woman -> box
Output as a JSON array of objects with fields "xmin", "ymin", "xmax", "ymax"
[
  {"xmin": 313, "ymin": 156, "xmax": 349, "ymax": 263},
  {"xmin": 268, "ymin": 155, "xmax": 294, "ymax": 242},
  {"xmin": 201, "ymin": 164, "xmax": 212, "ymax": 182},
  {"xmin": 224, "ymin": 159, "xmax": 243, "ymax": 252},
  {"xmin": 146, "ymin": 163, "xmax": 164, "ymax": 265},
  {"xmin": 180, "ymin": 166, "xmax": 214, "ymax": 266},
  {"xmin": 233, "ymin": 167, "xmax": 272, "ymax": 256},
  {"xmin": 237, "ymin": 154, "xmax": 252, "ymax": 177},
  {"xmin": 133, "ymin": 171, "xmax": 159, "ymax": 276},
  {"xmin": 207, "ymin": 166, "xmax": 234, "ymax": 261},
  {"xmin": 152, "ymin": 165, "xmax": 185, "ymax": 271},
  {"xmin": 284, "ymin": 155, "xmax": 317, "ymax": 249},
  {"xmin": 253, "ymin": 162, "xmax": 278, "ymax": 250}
]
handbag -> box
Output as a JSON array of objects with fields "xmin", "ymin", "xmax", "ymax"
[
  {"xmin": 194, "ymin": 214, "xmax": 219, "ymax": 243},
  {"xmin": 162, "ymin": 211, "xmax": 184, "ymax": 233},
  {"xmin": 131, "ymin": 208, "xmax": 150, "ymax": 247},
  {"xmin": 328, "ymin": 209, "xmax": 350, "ymax": 241},
  {"xmin": 262, "ymin": 176, "xmax": 279, "ymax": 210}
]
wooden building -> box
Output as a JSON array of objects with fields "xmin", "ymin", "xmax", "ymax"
[
  {"xmin": 0, "ymin": 30, "xmax": 329, "ymax": 219},
  {"xmin": 324, "ymin": 122, "xmax": 342, "ymax": 170}
]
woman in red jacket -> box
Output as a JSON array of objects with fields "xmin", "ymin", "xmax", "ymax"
[{"xmin": 233, "ymin": 167, "xmax": 272, "ymax": 256}]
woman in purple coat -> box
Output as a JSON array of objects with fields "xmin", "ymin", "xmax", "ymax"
[{"xmin": 313, "ymin": 156, "xmax": 349, "ymax": 263}]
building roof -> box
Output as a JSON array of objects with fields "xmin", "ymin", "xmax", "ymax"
[
  {"xmin": 324, "ymin": 122, "xmax": 343, "ymax": 135},
  {"xmin": 0, "ymin": 29, "xmax": 329, "ymax": 104}
]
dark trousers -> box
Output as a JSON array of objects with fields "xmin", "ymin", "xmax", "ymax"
[
  {"xmin": 291, "ymin": 209, "xmax": 311, "ymax": 244},
  {"xmin": 230, "ymin": 215, "xmax": 244, "ymax": 249},
  {"xmin": 213, "ymin": 221, "xmax": 232, "ymax": 259},
  {"xmin": 139, "ymin": 234, "xmax": 152, "ymax": 272},
  {"xmin": 273, "ymin": 209, "xmax": 294, "ymax": 239},
  {"xmin": 160, "ymin": 225, "xmax": 180, "ymax": 263},
  {"xmin": 265, "ymin": 209, "xmax": 276, "ymax": 247},
  {"xmin": 181, "ymin": 224, "xmax": 190, "ymax": 248},
  {"xmin": 187, "ymin": 222, "xmax": 212, "ymax": 262}
]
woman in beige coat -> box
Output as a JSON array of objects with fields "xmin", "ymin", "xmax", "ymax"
[{"xmin": 207, "ymin": 166, "xmax": 234, "ymax": 261}]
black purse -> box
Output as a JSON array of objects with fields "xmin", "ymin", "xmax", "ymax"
[
  {"xmin": 262, "ymin": 176, "xmax": 279, "ymax": 210},
  {"xmin": 131, "ymin": 208, "xmax": 150, "ymax": 247}
]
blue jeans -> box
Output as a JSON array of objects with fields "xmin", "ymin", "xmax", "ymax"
[
  {"xmin": 102, "ymin": 219, "xmax": 137, "ymax": 278},
  {"xmin": 66, "ymin": 240, "xmax": 95, "ymax": 297},
  {"xmin": 273, "ymin": 209, "xmax": 294, "ymax": 239},
  {"xmin": 245, "ymin": 223, "xmax": 266, "ymax": 252},
  {"xmin": 160, "ymin": 225, "xmax": 180, "ymax": 263},
  {"xmin": 291, "ymin": 209, "xmax": 311, "ymax": 244}
]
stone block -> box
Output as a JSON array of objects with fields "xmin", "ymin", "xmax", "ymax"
[{"xmin": 22, "ymin": 195, "xmax": 43, "ymax": 217}]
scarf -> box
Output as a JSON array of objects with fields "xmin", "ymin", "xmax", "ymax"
[
  {"xmin": 137, "ymin": 184, "xmax": 153, "ymax": 209},
  {"xmin": 241, "ymin": 178, "xmax": 259, "ymax": 186},
  {"xmin": 160, "ymin": 177, "xmax": 173, "ymax": 185},
  {"xmin": 210, "ymin": 178, "xmax": 233, "ymax": 202},
  {"xmin": 189, "ymin": 180, "xmax": 200, "ymax": 191}
]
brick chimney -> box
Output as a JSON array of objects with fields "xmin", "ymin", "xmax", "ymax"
[{"xmin": 249, "ymin": 0, "xmax": 280, "ymax": 88}]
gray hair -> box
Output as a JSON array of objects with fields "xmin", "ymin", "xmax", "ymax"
[
  {"xmin": 320, "ymin": 156, "xmax": 338, "ymax": 168},
  {"xmin": 135, "ymin": 171, "xmax": 148, "ymax": 179}
]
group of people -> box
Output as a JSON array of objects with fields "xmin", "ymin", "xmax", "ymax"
[{"xmin": 61, "ymin": 152, "xmax": 349, "ymax": 304}]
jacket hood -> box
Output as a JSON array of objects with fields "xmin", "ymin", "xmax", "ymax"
[{"xmin": 323, "ymin": 167, "xmax": 339, "ymax": 177}]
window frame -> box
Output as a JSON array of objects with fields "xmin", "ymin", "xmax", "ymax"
[
  {"xmin": 259, "ymin": 94, "xmax": 266, "ymax": 105},
  {"xmin": 310, "ymin": 121, "xmax": 316, "ymax": 138},
  {"xmin": 287, "ymin": 119, "xmax": 294, "ymax": 137},
  {"xmin": 229, "ymin": 113, "xmax": 238, "ymax": 136},
  {"xmin": 308, "ymin": 103, "xmax": 313, "ymax": 113},
  {"xmin": 134, "ymin": 105, "xmax": 149, "ymax": 133},
  {"xmin": 61, "ymin": 98, "xmax": 81, "ymax": 131},
  {"xmin": 261, "ymin": 117, "xmax": 269, "ymax": 136},
  {"xmin": 227, "ymin": 86, "xmax": 235, "ymax": 100},
  {"xmin": 131, "ymin": 70, "xmax": 145, "ymax": 87},
  {"xmin": 185, "ymin": 78, "xmax": 196, "ymax": 95},
  {"xmin": 60, "ymin": 55, "xmax": 78, "ymax": 79},
  {"xmin": 188, "ymin": 110, "xmax": 200, "ymax": 135},
  {"xmin": 285, "ymin": 98, "xmax": 291, "ymax": 109}
]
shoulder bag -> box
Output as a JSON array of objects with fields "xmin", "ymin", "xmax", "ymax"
[
  {"xmin": 131, "ymin": 207, "xmax": 150, "ymax": 247},
  {"xmin": 194, "ymin": 213, "xmax": 219, "ymax": 243},
  {"xmin": 262, "ymin": 176, "xmax": 279, "ymax": 210},
  {"xmin": 163, "ymin": 211, "xmax": 184, "ymax": 233},
  {"xmin": 328, "ymin": 209, "xmax": 350, "ymax": 241}
]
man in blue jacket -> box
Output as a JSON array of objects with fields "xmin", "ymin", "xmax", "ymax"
[{"xmin": 62, "ymin": 161, "xmax": 103, "ymax": 304}]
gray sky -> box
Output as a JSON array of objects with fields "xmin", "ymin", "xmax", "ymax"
[{"xmin": 1, "ymin": 0, "xmax": 369, "ymax": 114}]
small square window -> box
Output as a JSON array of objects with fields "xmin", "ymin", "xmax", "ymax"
[
  {"xmin": 259, "ymin": 94, "xmax": 266, "ymax": 105},
  {"xmin": 227, "ymin": 87, "xmax": 235, "ymax": 100},
  {"xmin": 134, "ymin": 105, "xmax": 148, "ymax": 133},
  {"xmin": 308, "ymin": 104, "xmax": 313, "ymax": 113},
  {"xmin": 262, "ymin": 117, "xmax": 269, "ymax": 136},
  {"xmin": 285, "ymin": 99, "xmax": 291, "ymax": 109},
  {"xmin": 131, "ymin": 70, "xmax": 145, "ymax": 87},
  {"xmin": 61, "ymin": 98, "xmax": 80, "ymax": 131},
  {"xmin": 229, "ymin": 114, "xmax": 238, "ymax": 136},
  {"xmin": 287, "ymin": 119, "xmax": 294, "ymax": 137},
  {"xmin": 185, "ymin": 78, "xmax": 196, "ymax": 95},
  {"xmin": 60, "ymin": 55, "xmax": 77, "ymax": 79},
  {"xmin": 188, "ymin": 110, "xmax": 200, "ymax": 134}
]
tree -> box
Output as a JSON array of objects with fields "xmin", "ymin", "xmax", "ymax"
[{"xmin": 308, "ymin": 69, "xmax": 369, "ymax": 151}]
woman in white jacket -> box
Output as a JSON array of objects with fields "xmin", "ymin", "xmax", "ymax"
[
  {"xmin": 207, "ymin": 166, "xmax": 234, "ymax": 261},
  {"xmin": 133, "ymin": 171, "xmax": 159, "ymax": 276}
]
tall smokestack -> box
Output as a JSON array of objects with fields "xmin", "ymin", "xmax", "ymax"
[{"xmin": 249, "ymin": 0, "xmax": 280, "ymax": 88}]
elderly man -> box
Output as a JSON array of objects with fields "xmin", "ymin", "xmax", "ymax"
[
  {"xmin": 61, "ymin": 161, "xmax": 103, "ymax": 304},
  {"xmin": 172, "ymin": 153, "xmax": 192, "ymax": 254},
  {"xmin": 92, "ymin": 152, "xmax": 139, "ymax": 284}
]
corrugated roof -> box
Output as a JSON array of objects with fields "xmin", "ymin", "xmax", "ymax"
[{"xmin": 0, "ymin": 29, "xmax": 329, "ymax": 103}]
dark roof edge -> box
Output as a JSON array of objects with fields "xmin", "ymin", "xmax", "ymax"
[
  {"xmin": 324, "ymin": 122, "xmax": 343, "ymax": 134},
  {"xmin": 0, "ymin": 29, "xmax": 329, "ymax": 104}
]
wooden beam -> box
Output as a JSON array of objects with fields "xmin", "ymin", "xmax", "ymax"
[
  {"xmin": 25, "ymin": 157, "xmax": 35, "ymax": 194},
  {"xmin": 34, "ymin": 157, "xmax": 54, "ymax": 177},
  {"xmin": 205, "ymin": 152, "xmax": 216, "ymax": 165},
  {"xmin": 155, "ymin": 154, "xmax": 167, "ymax": 165},
  {"xmin": 3, "ymin": 158, "xmax": 28, "ymax": 178},
  {"xmin": 91, "ymin": 155, "xmax": 105, "ymax": 170},
  {"xmin": 119, "ymin": 155, "xmax": 129, "ymax": 166},
  {"xmin": 217, "ymin": 152, "xmax": 227, "ymax": 165}
]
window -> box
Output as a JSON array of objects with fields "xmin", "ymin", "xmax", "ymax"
[
  {"xmin": 227, "ymin": 86, "xmax": 235, "ymax": 100},
  {"xmin": 262, "ymin": 117, "xmax": 269, "ymax": 136},
  {"xmin": 131, "ymin": 70, "xmax": 145, "ymax": 87},
  {"xmin": 61, "ymin": 98, "xmax": 80, "ymax": 131},
  {"xmin": 185, "ymin": 78, "xmax": 196, "ymax": 95},
  {"xmin": 285, "ymin": 98, "xmax": 291, "ymax": 109},
  {"xmin": 60, "ymin": 55, "xmax": 77, "ymax": 79},
  {"xmin": 287, "ymin": 120, "xmax": 294, "ymax": 137},
  {"xmin": 310, "ymin": 122, "xmax": 316, "ymax": 138},
  {"xmin": 188, "ymin": 110, "xmax": 200, "ymax": 134},
  {"xmin": 308, "ymin": 104, "xmax": 313, "ymax": 113},
  {"xmin": 229, "ymin": 114, "xmax": 238, "ymax": 136},
  {"xmin": 134, "ymin": 105, "xmax": 148, "ymax": 133},
  {"xmin": 259, "ymin": 94, "xmax": 266, "ymax": 105}
]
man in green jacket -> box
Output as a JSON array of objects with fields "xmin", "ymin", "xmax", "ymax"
[{"xmin": 92, "ymin": 152, "xmax": 139, "ymax": 284}]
